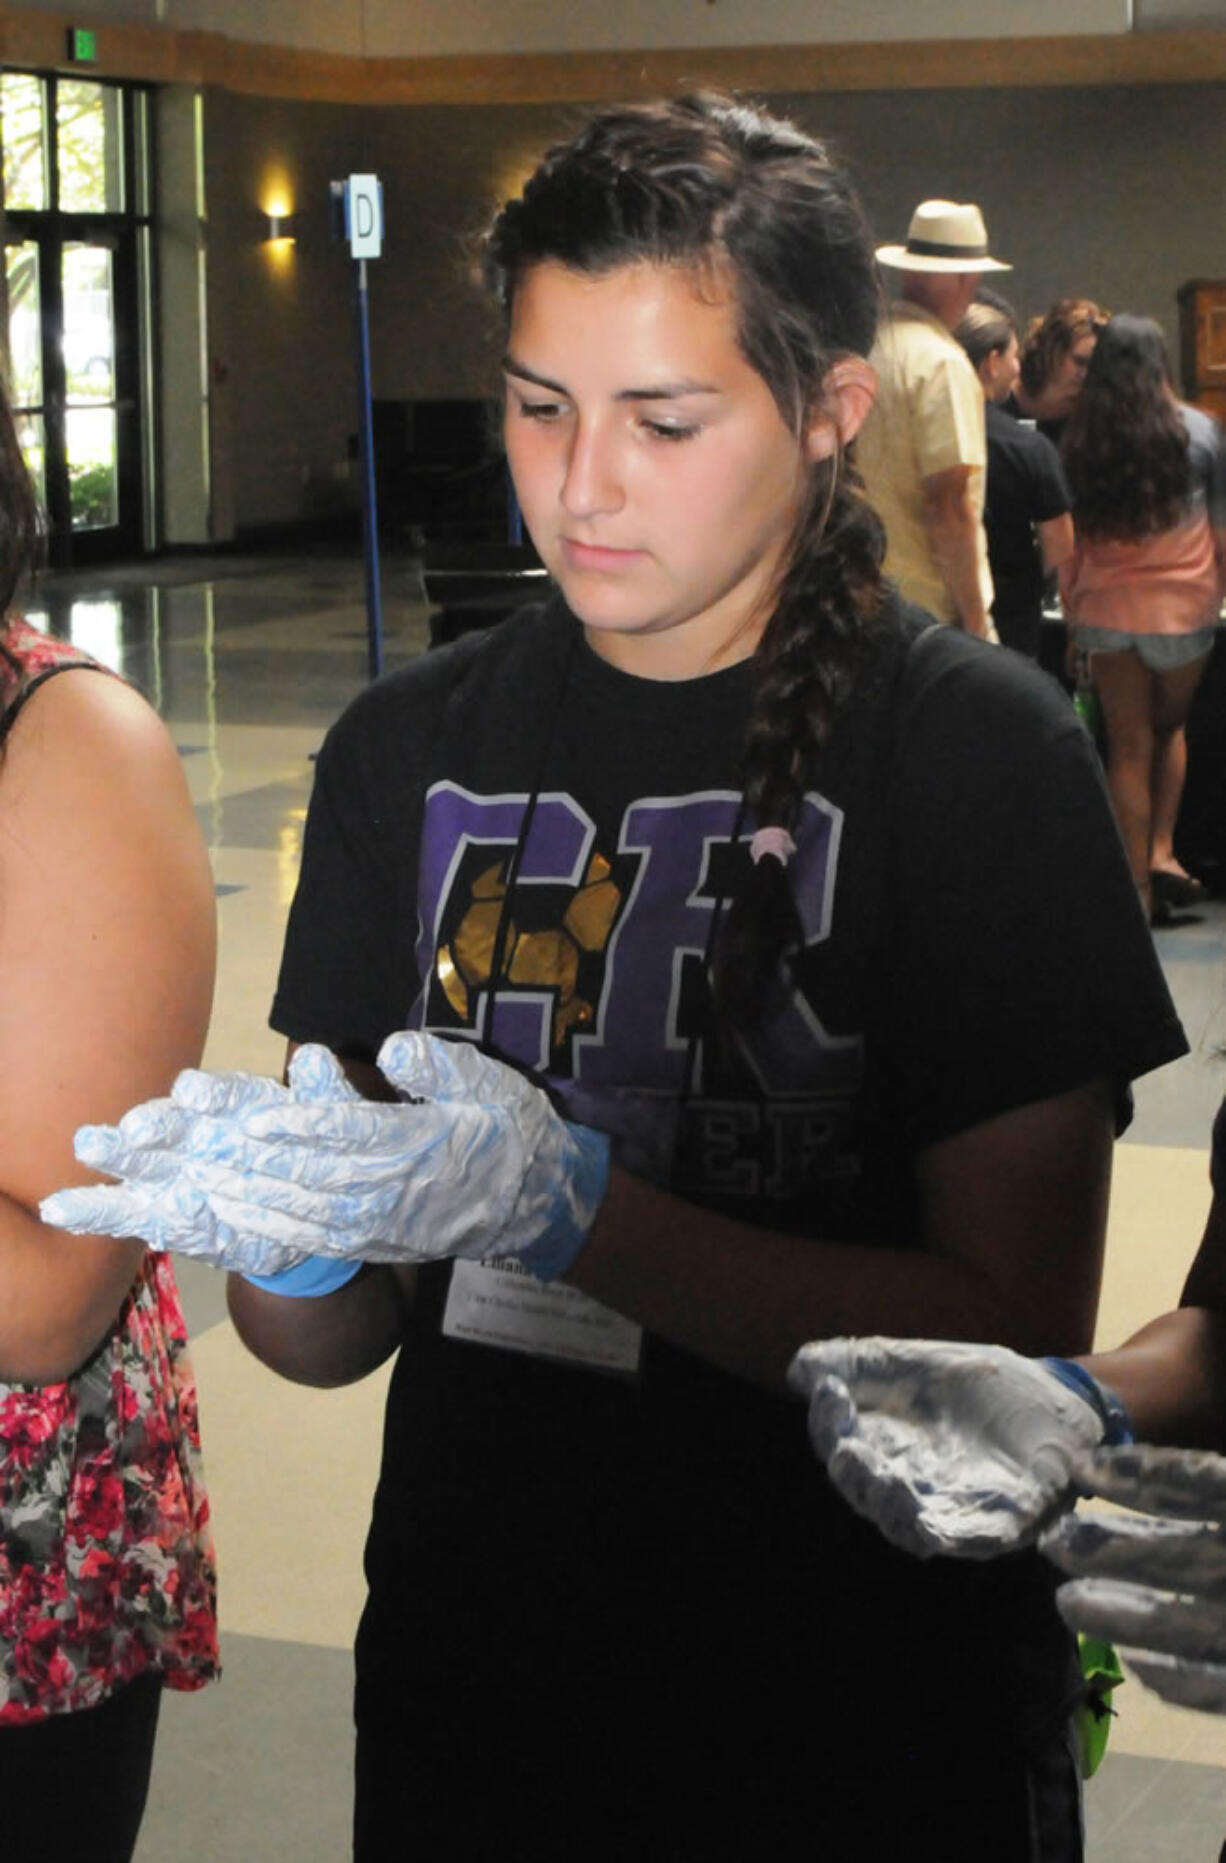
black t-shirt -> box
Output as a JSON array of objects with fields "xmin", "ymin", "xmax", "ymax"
[
  {"xmin": 272, "ymin": 594, "xmax": 1184, "ymax": 1843},
  {"xmin": 984, "ymin": 401, "xmax": 1071, "ymax": 657}
]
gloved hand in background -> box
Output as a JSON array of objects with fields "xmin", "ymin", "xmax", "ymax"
[
  {"xmin": 40, "ymin": 1032, "xmax": 609, "ymax": 1286},
  {"xmin": 789, "ymin": 1336, "xmax": 1129, "ymax": 1560},
  {"xmin": 1043, "ymin": 1441, "xmax": 1226, "ymax": 1713}
]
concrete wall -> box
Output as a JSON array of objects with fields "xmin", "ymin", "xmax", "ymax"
[
  {"xmin": 788, "ymin": 82, "xmax": 1222, "ymax": 331},
  {"xmin": 203, "ymin": 88, "xmax": 377, "ymax": 533},
  {"xmin": 199, "ymin": 94, "xmax": 577, "ymax": 531},
  {"xmin": 189, "ymin": 76, "xmax": 1219, "ymax": 533}
]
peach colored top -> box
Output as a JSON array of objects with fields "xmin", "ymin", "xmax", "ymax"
[
  {"xmin": 1059, "ymin": 509, "xmax": 1220, "ymax": 635},
  {"xmin": 1060, "ymin": 401, "xmax": 1224, "ymax": 635}
]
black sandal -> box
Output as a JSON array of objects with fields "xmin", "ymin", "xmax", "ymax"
[{"xmin": 1150, "ymin": 869, "xmax": 1208, "ymax": 910}]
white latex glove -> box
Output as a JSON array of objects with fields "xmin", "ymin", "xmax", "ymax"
[
  {"xmin": 788, "ymin": 1336, "xmax": 1107, "ymax": 1560},
  {"xmin": 40, "ymin": 1034, "xmax": 610, "ymax": 1282},
  {"xmin": 1043, "ymin": 1443, "xmax": 1226, "ymax": 1713}
]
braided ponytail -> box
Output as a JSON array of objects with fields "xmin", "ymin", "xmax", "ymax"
[{"xmin": 712, "ymin": 445, "xmax": 885, "ymax": 1028}]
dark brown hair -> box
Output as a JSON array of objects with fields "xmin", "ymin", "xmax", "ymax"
[
  {"xmin": 1061, "ymin": 314, "xmax": 1190, "ymax": 541},
  {"xmin": 1019, "ymin": 296, "xmax": 1106, "ymax": 401},
  {"xmin": 483, "ymin": 93, "xmax": 886, "ymax": 1029}
]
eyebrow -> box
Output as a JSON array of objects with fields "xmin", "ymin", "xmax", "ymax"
[{"xmin": 502, "ymin": 354, "xmax": 719, "ymax": 400}]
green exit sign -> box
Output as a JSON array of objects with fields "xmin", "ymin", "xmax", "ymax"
[{"xmin": 66, "ymin": 27, "xmax": 98, "ymax": 63}]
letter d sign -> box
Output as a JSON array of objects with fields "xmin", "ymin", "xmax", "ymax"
[{"xmin": 345, "ymin": 175, "xmax": 383, "ymax": 259}]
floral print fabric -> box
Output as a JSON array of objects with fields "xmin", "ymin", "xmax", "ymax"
[
  {"xmin": 0, "ymin": 620, "xmax": 218, "ymax": 1722},
  {"xmin": 4, "ymin": 617, "xmax": 72, "ymax": 677}
]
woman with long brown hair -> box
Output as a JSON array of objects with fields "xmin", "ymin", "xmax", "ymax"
[{"xmin": 1060, "ymin": 313, "xmax": 1224, "ymax": 921}]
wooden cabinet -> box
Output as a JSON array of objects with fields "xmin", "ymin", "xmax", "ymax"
[{"xmin": 1178, "ymin": 279, "xmax": 1226, "ymax": 420}]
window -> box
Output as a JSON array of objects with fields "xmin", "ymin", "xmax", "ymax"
[{"xmin": 2, "ymin": 71, "xmax": 151, "ymax": 557}]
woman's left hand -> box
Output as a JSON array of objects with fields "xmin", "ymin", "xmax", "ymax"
[{"xmin": 789, "ymin": 1336, "xmax": 1107, "ymax": 1559}]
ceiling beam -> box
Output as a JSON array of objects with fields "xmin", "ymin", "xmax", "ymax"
[{"xmin": 5, "ymin": 9, "xmax": 1226, "ymax": 104}]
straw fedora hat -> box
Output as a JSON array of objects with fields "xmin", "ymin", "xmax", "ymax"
[{"xmin": 876, "ymin": 200, "xmax": 1011, "ymax": 273}]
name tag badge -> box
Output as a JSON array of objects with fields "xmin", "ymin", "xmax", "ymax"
[{"xmin": 442, "ymin": 1258, "xmax": 643, "ymax": 1378}]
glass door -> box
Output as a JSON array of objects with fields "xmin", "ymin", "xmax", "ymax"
[
  {"xmin": 61, "ymin": 234, "xmax": 139, "ymax": 551},
  {"xmin": 2, "ymin": 71, "xmax": 150, "ymax": 564},
  {"xmin": 5, "ymin": 238, "xmax": 46, "ymax": 512}
]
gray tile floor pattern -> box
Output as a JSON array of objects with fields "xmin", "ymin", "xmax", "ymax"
[
  {"xmin": 192, "ymin": 778, "xmax": 314, "ymax": 852},
  {"xmin": 137, "ymin": 1637, "xmax": 354, "ymax": 1861},
  {"xmin": 29, "ymin": 548, "xmax": 1225, "ymax": 1861},
  {"xmin": 1132, "ymin": 902, "xmax": 1226, "ymax": 1151},
  {"xmin": 1088, "ymin": 1755, "xmax": 1226, "ymax": 1862}
]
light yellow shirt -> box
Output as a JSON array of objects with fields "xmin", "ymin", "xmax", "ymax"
[{"xmin": 858, "ymin": 300, "xmax": 992, "ymax": 625}]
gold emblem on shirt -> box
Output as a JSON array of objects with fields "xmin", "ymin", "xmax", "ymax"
[{"xmin": 435, "ymin": 852, "xmax": 622, "ymax": 1047}]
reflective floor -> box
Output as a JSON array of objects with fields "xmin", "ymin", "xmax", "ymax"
[{"xmin": 24, "ymin": 550, "xmax": 1226, "ymax": 1860}]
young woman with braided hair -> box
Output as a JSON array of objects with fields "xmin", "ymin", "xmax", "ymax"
[{"xmin": 49, "ymin": 96, "xmax": 1182, "ymax": 1859}]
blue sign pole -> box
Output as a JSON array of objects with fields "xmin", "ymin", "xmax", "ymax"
[
  {"xmin": 353, "ymin": 256, "xmax": 384, "ymax": 681},
  {"xmin": 332, "ymin": 174, "xmax": 385, "ymax": 682}
]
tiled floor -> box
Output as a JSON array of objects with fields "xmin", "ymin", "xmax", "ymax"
[{"xmin": 24, "ymin": 550, "xmax": 1226, "ymax": 1860}]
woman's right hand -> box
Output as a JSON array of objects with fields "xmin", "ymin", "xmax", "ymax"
[
  {"xmin": 42, "ymin": 1033, "xmax": 610, "ymax": 1284},
  {"xmin": 1044, "ymin": 1442, "xmax": 1226, "ymax": 1712}
]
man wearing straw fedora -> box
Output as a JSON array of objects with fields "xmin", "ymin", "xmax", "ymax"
[{"xmin": 858, "ymin": 200, "xmax": 1011, "ymax": 638}]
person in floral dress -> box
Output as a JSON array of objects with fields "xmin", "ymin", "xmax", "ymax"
[{"xmin": 0, "ymin": 382, "xmax": 218, "ymax": 1858}]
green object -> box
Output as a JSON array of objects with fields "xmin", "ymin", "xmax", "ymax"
[
  {"xmin": 1076, "ymin": 1634, "xmax": 1125, "ymax": 1779},
  {"xmin": 1072, "ymin": 679, "xmax": 1100, "ymax": 740},
  {"xmin": 66, "ymin": 27, "xmax": 98, "ymax": 63}
]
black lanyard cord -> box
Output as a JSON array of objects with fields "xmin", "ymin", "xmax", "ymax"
[{"xmin": 481, "ymin": 626, "xmax": 581, "ymax": 1062}]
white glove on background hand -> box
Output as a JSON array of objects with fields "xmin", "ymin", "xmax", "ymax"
[
  {"xmin": 40, "ymin": 1034, "xmax": 610, "ymax": 1282},
  {"xmin": 788, "ymin": 1337, "xmax": 1107, "ymax": 1561},
  {"xmin": 1043, "ymin": 1443, "xmax": 1226, "ymax": 1713}
]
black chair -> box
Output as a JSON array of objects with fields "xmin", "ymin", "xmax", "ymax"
[
  {"xmin": 372, "ymin": 399, "xmax": 507, "ymax": 545},
  {"xmin": 422, "ymin": 541, "xmax": 551, "ymax": 648}
]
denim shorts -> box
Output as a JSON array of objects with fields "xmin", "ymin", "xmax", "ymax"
[{"xmin": 1074, "ymin": 623, "xmax": 1218, "ymax": 670}]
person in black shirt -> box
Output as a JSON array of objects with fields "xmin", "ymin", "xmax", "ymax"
[{"xmin": 956, "ymin": 294, "xmax": 1074, "ymax": 658}]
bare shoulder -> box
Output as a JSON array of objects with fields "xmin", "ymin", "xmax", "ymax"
[
  {"xmin": 0, "ymin": 666, "xmax": 201, "ymax": 870},
  {"xmin": 0, "ymin": 665, "xmax": 211, "ymax": 953},
  {"xmin": 1, "ymin": 663, "xmax": 180, "ymax": 786},
  {"xmin": 0, "ymin": 664, "xmax": 214, "ymax": 1208}
]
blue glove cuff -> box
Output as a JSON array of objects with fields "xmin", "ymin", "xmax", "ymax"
[
  {"xmin": 242, "ymin": 1256, "xmax": 363, "ymax": 1299},
  {"xmin": 515, "ymin": 1123, "xmax": 611, "ymax": 1283},
  {"xmin": 1040, "ymin": 1357, "xmax": 1135, "ymax": 1446}
]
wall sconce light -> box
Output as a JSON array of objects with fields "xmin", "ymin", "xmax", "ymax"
[{"xmin": 263, "ymin": 210, "xmax": 298, "ymax": 243}]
